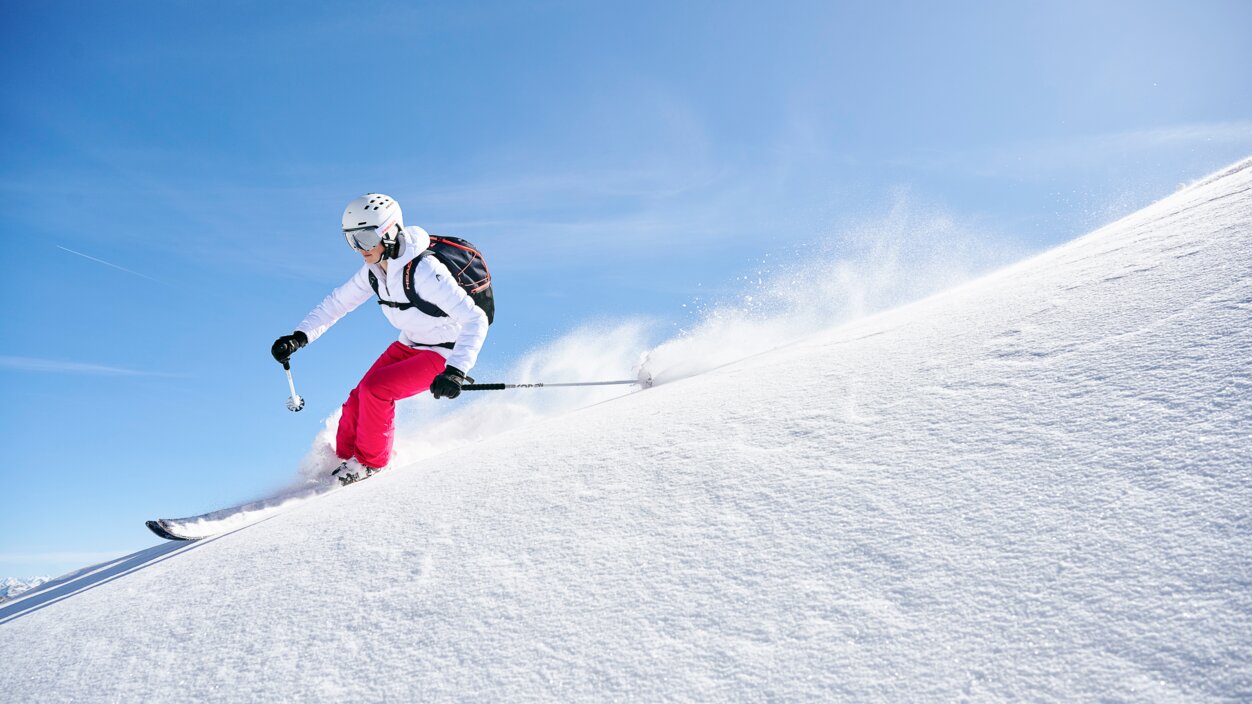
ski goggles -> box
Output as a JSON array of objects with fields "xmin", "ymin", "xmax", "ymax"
[{"xmin": 344, "ymin": 226, "xmax": 387, "ymax": 252}]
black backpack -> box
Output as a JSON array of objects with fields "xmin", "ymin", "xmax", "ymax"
[{"xmin": 368, "ymin": 236, "xmax": 495, "ymax": 324}]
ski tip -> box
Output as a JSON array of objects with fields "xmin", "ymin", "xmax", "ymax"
[{"xmin": 146, "ymin": 520, "xmax": 197, "ymax": 542}]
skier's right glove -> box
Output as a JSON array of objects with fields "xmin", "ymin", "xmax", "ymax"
[
  {"xmin": 271, "ymin": 331, "xmax": 308, "ymax": 364},
  {"xmin": 429, "ymin": 365, "xmax": 467, "ymax": 400}
]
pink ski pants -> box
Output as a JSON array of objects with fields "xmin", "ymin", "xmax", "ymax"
[{"xmin": 336, "ymin": 342, "xmax": 446, "ymax": 469}]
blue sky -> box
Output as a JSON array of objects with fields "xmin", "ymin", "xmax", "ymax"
[{"xmin": 2, "ymin": 0, "xmax": 1250, "ymax": 579}]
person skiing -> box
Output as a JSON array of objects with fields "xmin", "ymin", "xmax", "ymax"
[{"xmin": 270, "ymin": 194, "xmax": 490, "ymax": 485}]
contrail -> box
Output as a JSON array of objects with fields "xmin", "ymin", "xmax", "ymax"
[{"xmin": 56, "ymin": 245, "xmax": 165, "ymax": 284}]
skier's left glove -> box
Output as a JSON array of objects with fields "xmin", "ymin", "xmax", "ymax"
[
  {"xmin": 271, "ymin": 331, "xmax": 308, "ymax": 364},
  {"xmin": 429, "ymin": 365, "xmax": 467, "ymax": 400}
]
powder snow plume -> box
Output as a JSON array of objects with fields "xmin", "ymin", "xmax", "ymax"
[{"xmin": 644, "ymin": 192, "xmax": 1025, "ymax": 384}]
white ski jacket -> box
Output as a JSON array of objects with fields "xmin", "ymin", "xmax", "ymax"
[{"xmin": 296, "ymin": 226, "xmax": 490, "ymax": 372}]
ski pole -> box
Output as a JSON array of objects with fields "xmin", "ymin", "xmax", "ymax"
[
  {"xmin": 463, "ymin": 375, "xmax": 652, "ymax": 392},
  {"xmin": 283, "ymin": 361, "xmax": 305, "ymax": 411}
]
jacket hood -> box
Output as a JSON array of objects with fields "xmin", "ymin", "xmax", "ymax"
[{"xmin": 404, "ymin": 225, "xmax": 431, "ymax": 253}]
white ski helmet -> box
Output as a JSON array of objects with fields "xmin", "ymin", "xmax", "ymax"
[{"xmin": 341, "ymin": 193, "xmax": 404, "ymax": 254}]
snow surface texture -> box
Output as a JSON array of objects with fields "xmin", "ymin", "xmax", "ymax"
[{"xmin": 2, "ymin": 160, "xmax": 1250, "ymax": 701}]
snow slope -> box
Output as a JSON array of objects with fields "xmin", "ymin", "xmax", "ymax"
[{"xmin": 2, "ymin": 160, "xmax": 1250, "ymax": 701}]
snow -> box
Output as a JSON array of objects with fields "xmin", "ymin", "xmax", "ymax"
[{"xmin": 2, "ymin": 159, "xmax": 1250, "ymax": 701}]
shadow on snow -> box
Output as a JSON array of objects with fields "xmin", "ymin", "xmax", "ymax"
[{"xmin": 0, "ymin": 523, "xmax": 259, "ymax": 625}]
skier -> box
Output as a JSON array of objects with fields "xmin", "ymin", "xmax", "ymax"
[{"xmin": 270, "ymin": 194, "xmax": 490, "ymax": 485}]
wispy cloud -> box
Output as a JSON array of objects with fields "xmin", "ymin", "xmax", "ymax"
[
  {"xmin": 1006, "ymin": 122, "xmax": 1252, "ymax": 172},
  {"xmin": 412, "ymin": 160, "xmax": 728, "ymax": 208},
  {"xmin": 0, "ymin": 551, "xmax": 129, "ymax": 564},
  {"xmin": 0, "ymin": 356, "xmax": 180, "ymax": 377},
  {"xmin": 1112, "ymin": 122, "xmax": 1252, "ymax": 147},
  {"xmin": 889, "ymin": 121, "xmax": 1252, "ymax": 178},
  {"xmin": 56, "ymin": 245, "xmax": 166, "ymax": 284}
]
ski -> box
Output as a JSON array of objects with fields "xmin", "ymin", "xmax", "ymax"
[
  {"xmin": 143, "ymin": 465, "xmax": 381, "ymax": 541},
  {"xmin": 145, "ymin": 519, "xmax": 199, "ymax": 542}
]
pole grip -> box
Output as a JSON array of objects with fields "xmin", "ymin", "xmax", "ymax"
[{"xmin": 463, "ymin": 383, "xmax": 507, "ymax": 391}]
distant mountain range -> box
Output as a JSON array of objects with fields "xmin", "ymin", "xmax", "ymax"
[{"xmin": 0, "ymin": 577, "xmax": 50, "ymax": 603}]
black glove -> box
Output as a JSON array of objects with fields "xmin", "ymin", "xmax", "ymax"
[
  {"xmin": 430, "ymin": 365, "xmax": 467, "ymax": 400},
  {"xmin": 271, "ymin": 331, "xmax": 308, "ymax": 364}
]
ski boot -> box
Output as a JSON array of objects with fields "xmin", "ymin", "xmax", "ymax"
[{"xmin": 330, "ymin": 458, "xmax": 380, "ymax": 486}]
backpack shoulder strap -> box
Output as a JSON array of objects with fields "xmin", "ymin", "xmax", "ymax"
[
  {"xmin": 399, "ymin": 253, "xmax": 449, "ymax": 318},
  {"xmin": 369, "ymin": 268, "xmax": 414, "ymax": 310}
]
